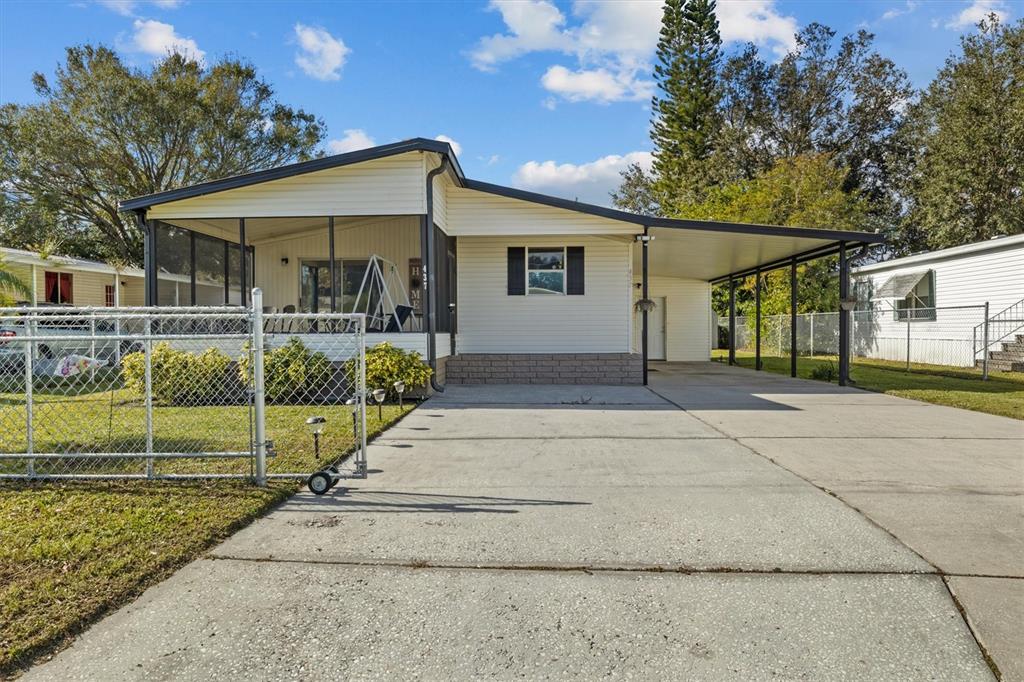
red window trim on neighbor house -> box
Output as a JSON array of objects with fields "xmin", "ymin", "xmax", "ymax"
[{"xmin": 44, "ymin": 271, "xmax": 73, "ymax": 304}]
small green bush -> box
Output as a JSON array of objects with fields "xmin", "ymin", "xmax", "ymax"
[
  {"xmin": 346, "ymin": 342, "xmax": 432, "ymax": 400},
  {"xmin": 238, "ymin": 337, "xmax": 334, "ymax": 403},
  {"xmin": 122, "ymin": 342, "xmax": 234, "ymax": 405},
  {"xmin": 809, "ymin": 361, "xmax": 837, "ymax": 383}
]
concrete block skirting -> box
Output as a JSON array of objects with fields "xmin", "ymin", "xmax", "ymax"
[{"xmin": 445, "ymin": 353, "xmax": 643, "ymax": 385}]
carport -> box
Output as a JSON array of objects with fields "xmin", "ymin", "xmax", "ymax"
[{"xmin": 634, "ymin": 220, "xmax": 884, "ymax": 386}]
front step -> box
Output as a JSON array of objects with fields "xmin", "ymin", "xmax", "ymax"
[{"xmin": 976, "ymin": 358, "xmax": 1024, "ymax": 372}]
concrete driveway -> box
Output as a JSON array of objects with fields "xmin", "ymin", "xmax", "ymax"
[{"xmin": 28, "ymin": 363, "xmax": 1022, "ymax": 680}]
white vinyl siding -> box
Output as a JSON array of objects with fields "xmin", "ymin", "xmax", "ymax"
[
  {"xmin": 852, "ymin": 237, "xmax": 1024, "ymax": 366},
  {"xmin": 148, "ymin": 152, "xmax": 428, "ymax": 219},
  {"xmin": 456, "ymin": 235, "xmax": 632, "ymax": 353},
  {"xmin": 446, "ymin": 187, "xmax": 639, "ymax": 237},
  {"xmin": 251, "ymin": 216, "xmax": 421, "ymax": 312},
  {"xmin": 632, "ymin": 276, "xmax": 712, "ymax": 361}
]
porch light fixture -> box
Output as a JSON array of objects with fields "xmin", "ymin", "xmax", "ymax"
[
  {"xmin": 372, "ymin": 388, "xmax": 387, "ymax": 420},
  {"xmin": 280, "ymin": 257, "xmax": 289, "ymax": 266},
  {"xmin": 305, "ymin": 415, "xmax": 326, "ymax": 462},
  {"xmin": 635, "ymin": 234, "xmax": 654, "ymax": 244},
  {"xmin": 393, "ymin": 381, "xmax": 405, "ymax": 409}
]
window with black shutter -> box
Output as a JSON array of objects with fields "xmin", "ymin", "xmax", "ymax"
[
  {"xmin": 507, "ymin": 247, "xmax": 525, "ymax": 295},
  {"xmin": 566, "ymin": 246, "xmax": 584, "ymax": 295}
]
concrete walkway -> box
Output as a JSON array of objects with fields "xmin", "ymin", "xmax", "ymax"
[{"xmin": 27, "ymin": 363, "xmax": 1022, "ymax": 680}]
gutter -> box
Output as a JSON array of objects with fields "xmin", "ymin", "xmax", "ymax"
[{"xmin": 424, "ymin": 155, "xmax": 450, "ymax": 393}]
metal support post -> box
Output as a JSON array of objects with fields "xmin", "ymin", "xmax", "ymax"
[
  {"xmin": 790, "ymin": 259, "xmax": 798, "ymax": 378},
  {"xmin": 144, "ymin": 314, "xmax": 154, "ymax": 478},
  {"xmin": 755, "ymin": 269, "xmax": 761, "ymax": 370},
  {"xmin": 640, "ymin": 230, "xmax": 650, "ymax": 385},
  {"xmin": 728, "ymin": 279, "xmax": 736, "ymax": 366},
  {"xmin": 906, "ymin": 316, "xmax": 912, "ymax": 372},
  {"xmin": 982, "ymin": 301, "xmax": 990, "ymax": 380},
  {"xmin": 838, "ymin": 242, "xmax": 850, "ymax": 386},
  {"xmin": 810, "ymin": 312, "xmax": 815, "ymax": 357},
  {"xmin": 252, "ymin": 288, "xmax": 267, "ymax": 486}
]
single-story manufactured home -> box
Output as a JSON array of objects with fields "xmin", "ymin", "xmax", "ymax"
[
  {"xmin": 119, "ymin": 138, "xmax": 883, "ymax": 386},
  {"xmin": 1, "ymin": 247, "xmax": 146, "ymax": 308},
  {"xmin": 853, "ymin": 234, "xmax": 1024, "ymax": 369}
]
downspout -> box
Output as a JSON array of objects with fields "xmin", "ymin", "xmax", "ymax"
[{"xmin": 425, "ymin": 154, "xmax": 450, "ymax": 393}]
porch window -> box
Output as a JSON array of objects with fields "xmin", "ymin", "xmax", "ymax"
[
  {"xmin": 299, "ymin": 259, "xmax": 376, "ymax": 313},
  {"xmin": 527, "ymin": 248, "xmax": 565, "ymax": 295},
  {"xmin": 194, "ymin": 233, "xmax": 226, "ymax": 305},
  {"xmin": 44, "ymin": 271, "xmax": 72, "ymax": 304},
  {"xmin": 153, "ymin": 221, "xmax": 252, "ymax": 306},
  {"xmin": 155, "ymin": 223, "xmax": 193, "ymax": 306}
]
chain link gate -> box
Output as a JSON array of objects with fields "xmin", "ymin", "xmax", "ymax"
[{"xmin": 0, "ymin": 288, "xmax": 367, "ymax": 485}]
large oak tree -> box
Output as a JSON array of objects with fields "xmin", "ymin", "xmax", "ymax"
[{"xmin": 1, "ymin": 46, "xmax": 325, "ymax": 264}]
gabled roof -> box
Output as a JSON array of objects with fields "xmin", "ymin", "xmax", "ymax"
[
  {"xmin": 0, "ymin": 247, "xmax": 144, "ymax": 277},
  {"xmin": 119, "ymin": 138, "xmax": 466, "ymax": 212},
  {"xmin": 119, "ymin": 137, "xmax": 883, "ymax": 247}
]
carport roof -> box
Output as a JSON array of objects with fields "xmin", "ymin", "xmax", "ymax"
[{"xmin": 119, "ymin": 137, "xmax": 883, "ymax": 281}]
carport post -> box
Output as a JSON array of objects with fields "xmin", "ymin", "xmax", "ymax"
[
  {"xmin": 838, "ymin": 242, "xmax": 850, "ymax": 386},
  {"xmin": 641, "ymin": 228, "xmax": 650, "ymax": 386},
  {"xmin": 238, "ymin": 218, "xmax": 247, "ymax": 307},
  {"xmin": 790, "ymin": 259, "xmax": 798, "ymax": 378},
  {"xmin": 755, "ymin": 269, "xmax": 761, "ymax": 370},
  {"xmin": 328, "ymin": 216, "xmax": 337, "ymax": 313},
  {"xmin": 728, "ymin": 278, "xmax": 736, "ymax": 366}
]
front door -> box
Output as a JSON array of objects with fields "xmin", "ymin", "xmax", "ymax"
[{"xmin": 649, "ymin": 296, "xmax": 667, "ymax": 360}]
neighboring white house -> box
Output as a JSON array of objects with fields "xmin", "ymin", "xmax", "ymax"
[
  {"xmin": 1, "ymin": 247, "xmax": 147, "ymax": 308},
  {"xmin": 852, "ymin": 234, "xmax": 1024, "ymax": 368},
  {"xmin": 119, "ymin": 138, "xmax": 881, "ymax": 385}
]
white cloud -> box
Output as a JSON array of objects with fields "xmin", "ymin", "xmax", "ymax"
[
  {"xmin": 128, "ymin": 19, "xmax": 204, "ymax": 62},
  {"xmin": 512, "ymin": 151, "xmax": 653, "ymax": 205},
  {"xmin": 434, "ymin": 135, "xmax": 462, "ymax": 156},
  {"xmin": 716, "ymin": 0, "xmax": 797, "ymax": 57},
  {"xmin": 541, "ymin": 64, "xmax": 653, "ymax": 103},
  {"xmin": 327, "ymin": 129, "xmax": 375, "ymax": 154},
  {"xmin": 293, "ymin": 24, "xmax": 349, "ymax": 81},
  {"xmin": 97, "ymin": 0, "xmax": 181, "ymax": 15},
  {"xmin": 468, "ymin": 0, "xmax": 797, "ymax": 103},
  {"xmin": 881, "ymin": 1, "xmax": 918, "ymax": 21},
  {"xmin": 945, "ymin": 0, "xmax": 1009, "ymax": 28}
]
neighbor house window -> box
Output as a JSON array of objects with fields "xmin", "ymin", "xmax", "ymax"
[
  {"xmin": 104, "ymin": 284, "xmax": 115, "ymax": 307},
  {"xmin": 527, "ymin": 247, "xmax": 565, "ymax": 295},
  {"xmin": 44, "ymin": 271, "xmax": 72, "ymax": 304},
  {"xmin": 894, "ymin": 271, "xmax": 936, "ymax": 321}
]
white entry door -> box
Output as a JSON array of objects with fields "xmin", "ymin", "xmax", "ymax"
[{"xmin": 649, "ymin": 296, "xmax": 666, "ymax": 360}]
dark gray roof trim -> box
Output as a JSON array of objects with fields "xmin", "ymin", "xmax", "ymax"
[
  {"xmin": 464, "ymin": 180, "xmax": 883, "ymax": 244},
  {"xmin": 119, "ymin": 138, "xmax": 466, "ymax": 212},
  {"xmin": 120, "ymin": 137, "xmax": 882, "ymax": 246}
]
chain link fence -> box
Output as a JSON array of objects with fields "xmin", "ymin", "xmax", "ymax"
[
  {"xmin": 721, "ymin": 304, "xmax": 999, "ymax": 371},
  {"xmin": 0, "ymin": 290, "xmax": 367, "ymax": 482}
]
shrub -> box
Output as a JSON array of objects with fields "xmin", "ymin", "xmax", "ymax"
[
  {"xmin": 122, "ymin": 342, "xmax": 234, "ymax": 405},
  {"xmin": 346, "ymin": 342, "xmax": 432, "ymax": 400},
  {"xmin": 238, "ymin": 337, "xmax": 334, "ymax": 403},
  {"xmin": 809, "ymin": 360, "xmax": 837, "ymax": 383}
]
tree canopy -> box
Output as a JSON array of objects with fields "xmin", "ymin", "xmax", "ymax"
[
  {"xmin": 896, "ymin": 17, "xmax": 1023, "ymax": 252},
  {"xmin": 0, "ymin": 45, "xmax": 326, "ymax": 264}
]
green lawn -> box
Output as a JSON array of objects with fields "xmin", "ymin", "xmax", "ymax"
[
  {"xmin": 0, "ymin": 382, "xmax": 413, "ymax": 676},
  {"xmin": 711, "ymin": 350, "xmax": 1024, "ymax": 420}
]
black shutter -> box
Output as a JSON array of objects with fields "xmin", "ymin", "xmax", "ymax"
[
  {"xmin": 566, "ymin": 246, "xmax": 584, "ymax": 295},
  {"xmin": 507, "ymin": 247, "xmax": 525, "ymax": 295}
]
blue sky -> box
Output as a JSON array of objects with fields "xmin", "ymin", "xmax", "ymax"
[{"xmin": 1, "ymin": 0, "xmax": 1018, "ymax": 205}]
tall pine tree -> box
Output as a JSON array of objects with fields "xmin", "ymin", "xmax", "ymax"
[{"xmin": 650, "ymin": 0, "xmax": 722, "ymax": 211}]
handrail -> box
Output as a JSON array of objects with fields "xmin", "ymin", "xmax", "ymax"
[{"xmin": 973, "ymin": 297, "xmax": 1024, "ymax": 359}]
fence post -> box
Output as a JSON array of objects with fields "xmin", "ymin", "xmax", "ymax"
[
  {"xmin": 252, "ymin": 288, "xmax": 267, "ymax": 487},
  {"xmin": 359, "ymin": 314, "xmax": 368, "ymax": 477},
  {"xmin": 89, "ymin": 311, "xmax": 97, "ymax": 381},
  {"xmin": 809, "ymin": 313, "xmax": 815, "ymax": 357},
  {"xmin": 982, "ymin": 301, "xmax": 990, "ymax": 381},
  {"xmin": 144, "ymin": 314, "xmax": 154, "ymax": 478},
  {"xmin": 24, "ymin": 334, "xmax": 34, "ymax": 478},
  {"xmin": 906, "ymin": 316, "xmax": 911, "ymax": 372}
]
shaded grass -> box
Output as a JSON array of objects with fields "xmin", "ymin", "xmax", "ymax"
[
  {"xmin": 0, "ymin": 402, "xmax": 412, "ymax": 676},
  {"xmin": 711, "ymin": 350, "xmax": 1024, "ymax": 420}
]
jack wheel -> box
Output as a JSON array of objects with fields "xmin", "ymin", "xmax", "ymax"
[{"xmin": 307, "ymin": 471, "xmax": 332, "ymax": 495}]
